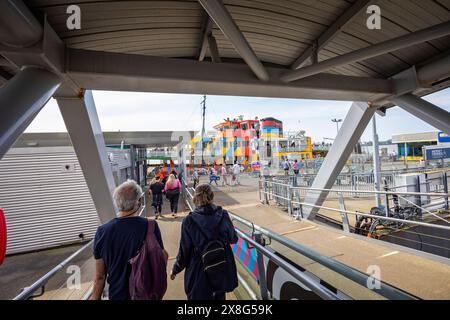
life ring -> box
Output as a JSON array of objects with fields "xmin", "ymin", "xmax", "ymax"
[{"xmin": 0, "ymin": 208, "xmax": 6, "ymax": 265}]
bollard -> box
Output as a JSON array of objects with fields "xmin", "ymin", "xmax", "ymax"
[{"xmin": 254, "ymin": 232, "xmax": 270, "ymax": 300}]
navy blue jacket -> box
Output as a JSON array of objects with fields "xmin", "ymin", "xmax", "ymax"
[{"xmin": 172, "ymin": 204, "xmax": 238, "ymax": 300}]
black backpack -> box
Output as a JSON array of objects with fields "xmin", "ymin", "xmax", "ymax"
[{"xmin": 191, "ymin": 213, "xmax": 230, "ymax": 292}]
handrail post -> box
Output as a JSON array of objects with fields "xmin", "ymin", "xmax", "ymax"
[
  {"xmin": 383, "ymin": 179, "xmax": 390, "ymax": 217},
  {"xmin": 263, "ymin": 177, "xmax": 269, "ymax": 204},
  {"xmin": 287, "ymin": 185, "xmax": 293, "ymax": 215},
  {"xmin": 338, "ymin": 193, "xmax": 350, "ymax": 233},
  {"xmin": 443, "ymin": 172, "xmax": 449, "ymax": 210},
  {"xmin": 254, "ymin": 232, "xmax": 270, "ymax": 300}
]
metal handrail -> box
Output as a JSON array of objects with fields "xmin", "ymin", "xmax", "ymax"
[
  {"xmin": 13, "ymin": 240, "xmax": 94, "ymax": 300},
  {"xmin": 14, "ymin": 191, "xmax": 148, "ymax": 300},
  {"xmin": 261, "ymin": 179, "xmax": 450, "ymax": 229},
  {"xmin": 228, "ymin": 210, "xmax": 415, "ymax": 300},
  {"xmin": 267, "ymin": 179, "xmax": 450, "ymax": 197},
  {"xmin": 235, "ymin": 229, "xmax": 341, "ymax": 300},
  {"xmin": 290, "ymin": 199, "xmax": 450, "ymax": 231},
  {"xmin": 181, "ymin": 180, "xmax": 415, "ymax": 300}
]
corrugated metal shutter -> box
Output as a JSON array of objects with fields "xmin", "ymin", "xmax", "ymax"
[{"xmin": 0, "ymin": 147, "xmax": 101, "ymax": 254}]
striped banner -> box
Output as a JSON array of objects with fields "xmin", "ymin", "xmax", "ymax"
[{"xmin": 232, "ymin": 228, "xmax": 259, "ymax": 280}]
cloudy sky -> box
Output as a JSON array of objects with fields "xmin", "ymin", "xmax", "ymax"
[{"xmin": 26, "ymin": 88, "xmax": 450, "ymax": 143}]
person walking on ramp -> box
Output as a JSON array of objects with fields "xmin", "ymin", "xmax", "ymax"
[
  {"xmin": 149, "ymin": 176, "xmax": 164, "ymax": 219},
  {"xmin": 165, "ymin": 173, "xmax": 182, "ymax": 218},
  {"xmin": 170, "ymin": 184, "xmax": 238, "ymax": 300}
]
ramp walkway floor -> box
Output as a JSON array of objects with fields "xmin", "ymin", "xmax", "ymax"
[{"xmin": 32, "ymin": 194, "xmax": 237, "ymax": 300}]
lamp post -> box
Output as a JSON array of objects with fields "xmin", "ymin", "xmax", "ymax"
[{"xmin": 331, "ymin": 118, "xmax": 342, "ymax": 135}]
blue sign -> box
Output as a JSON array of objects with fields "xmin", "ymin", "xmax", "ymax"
[
  {"xmin": 438, "ymin": 132, "xmax": 450, "ymax": 143},
  {"xmin": 426, "ymin": 147, "xmax": 450, "ymax": 160}
]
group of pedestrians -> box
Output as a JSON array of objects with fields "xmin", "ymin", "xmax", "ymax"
[
  {"xmin": 282, "ymin": 159, "xmax": 300, "ymax": 175},
  {"xmin": 148, "ymin": 171, "xmax": 182, "ymax": 219},
  {"xmin": 196, "ymin": 162, "xmax": 242, "ymax": 187},
  {"xmin": 92, "ymin": 180, "xmax": 238, "ymax": 300}
]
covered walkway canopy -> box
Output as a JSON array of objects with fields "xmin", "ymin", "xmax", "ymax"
[
  {"xmin": 13, "ymin": 131, "xmax": 196, "ymax": 148},
  {"xmin": 0, "ymin": 0, "xmax": 450, "ymax": 222}
]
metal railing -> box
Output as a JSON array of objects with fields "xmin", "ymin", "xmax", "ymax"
[
  {"xmin": 181, "ymin": 180, "xmax": 415, "ymax": 300},
  {"xmin": 269, "ymin": 167, "xmax": 450, "ymax": 197},
  {"xmin": 13, "ymin": 189, "xmax": 148, "ymax": 300},
  {"xmin": 261, "ymin": 179, "xmax": 450, "ymax": 228},
  {"xmin": 259, "ymin": 178, "xmax": 450, "ymax": 258},
  {"xmin": 13, "ymin": 240, "xmax": 94, "ymax": 300}
]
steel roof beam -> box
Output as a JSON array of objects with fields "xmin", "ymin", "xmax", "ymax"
[
  {"xmin": 391, "ymin": 94, "xmax": 450, "ymax": 134},
  {"xmin": 207, "ymin": 35, "xmax": 221, "ymax": 63},
  {"xmin": 282, "ymin": 21, "xmax": 450, "ymax": 83},
  {"xmin": 372, "ymin": 52, "xmax": 450, "ymax": 106},
  {"xmin": 291, "ymin": 0, "xmax": 372, "ymax": 70},
  {"xmin": 0, "ymin": 67, "xmax": 61, "ymax": 160},
  {"xmin": 56, "ymin": 91, "xmax": 117, "ymax": 223},
  {"xmin": 0, "ymin": 0, "xmax": 43, "ymax": 47},
  {"xmin": 303, "ymin": 102, "xmax": 376, "ymax": 219},
  {"xmin": 417, "ymin": 53, "xmax": 450, "ymax": 86},
  {"xmin": 198, "ymin": 16, "xmax": 213, "ymax": 61},
  {"xmin": 198, "ymin": 0, "xmax": 269, "ymax": 81},
  {"xmin": 66, "ymin": 49, "xmax": 392, "ymax": 101}
]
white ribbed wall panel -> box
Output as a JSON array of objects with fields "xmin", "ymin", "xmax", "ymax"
[
  {"xmin": 107, "ymin": 148, "xmax": 131, "ymax": 170},
  {"xmin": 0, "ymin": 147, "xmax": 101, "ymax": 254}
]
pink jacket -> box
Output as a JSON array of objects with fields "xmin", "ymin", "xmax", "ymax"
[{"xmin": 165, "ymin": 179, "xmax": 182, "ymax": 193}]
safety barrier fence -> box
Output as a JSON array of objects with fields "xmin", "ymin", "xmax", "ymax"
[
  {"xmin": 268, "ymin": 168, "xmax": 449, "ymax": 199},
  {"xmin": 259, "ymin": 178, "xmax": 450, "ymax": 257},
  {"xmin": 181, "ymin": 181, "xmax": 415, "ymax": 300},
  {"xmin": 13, "ymin": 189, "xmax": 148, "ymax": 300}
]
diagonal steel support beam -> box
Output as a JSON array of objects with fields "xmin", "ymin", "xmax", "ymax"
[
  {"xmin": 207, "ymin": 35, "xmax": 221, "ymax": 63},
  {"xmin": 56, "ymin": 90, "xmax": 117, "ymax": 224},
  {"xmin": 303, "ymin": 102, "xmax": 377, "ymax": 220},
  {"xmin": 198, "ymin": 16, "xmax": 213, "ymax": 61},
  {"xmin": 198, "ymin": 0, "xmax": 269, "ymax": 81},
  {"xmin": 291, "ymin": 0, "xmax": 372, "ymax": 69},
  {"xmin": 0, "ymin": 67, "xmax": 60, "ymax": 160},
  {"xmin": 282, "ymin": 21, "xmax": 450, "ymax": 82},
  {"xmin": 391, "ymin": 94, "xmax": 450, "ymax": 134}
]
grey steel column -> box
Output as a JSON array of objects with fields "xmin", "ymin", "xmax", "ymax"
[
  {"xmin": 371, "ymin": 115, "xmax": 382, "ymax": 207},
  {"xmin": 303, "ymin": 102, "xmax": 376, "ymax": 220},
  {"xmin": 0, "ymin": 67, "xmax": 60, "ymax": 159},
  {"xmin": 392, "ymin": 94, "xmax": 450, "ymax": 134},
  {"xmin": 56, "ymin": 90, "xmax": 117, "ymax": 224}
]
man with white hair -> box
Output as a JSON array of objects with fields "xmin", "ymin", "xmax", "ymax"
[{"xmin": 91, "ymin": 180, "xmax": 166, "ymax": 300}]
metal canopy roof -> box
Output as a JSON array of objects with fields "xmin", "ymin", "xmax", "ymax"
[
  {"xmin": 12, "ymin": 131, "xmax": 196, "ymax": 148},
  {"xmin": 26, "ymin": 0, "xmax": 450, "ymax": 76},
  {"xmin": 0, "ymin": 0, "xmax": 450, "ymax": 103}
]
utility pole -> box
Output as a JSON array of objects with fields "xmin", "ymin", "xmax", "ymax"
[
  {"xmin": 372, "ymin": 115, "xmax": 382, "ymax": 207},
  {"xmin": 201, "ymin": 95, "xmax": 206, "ymax": 166}
]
